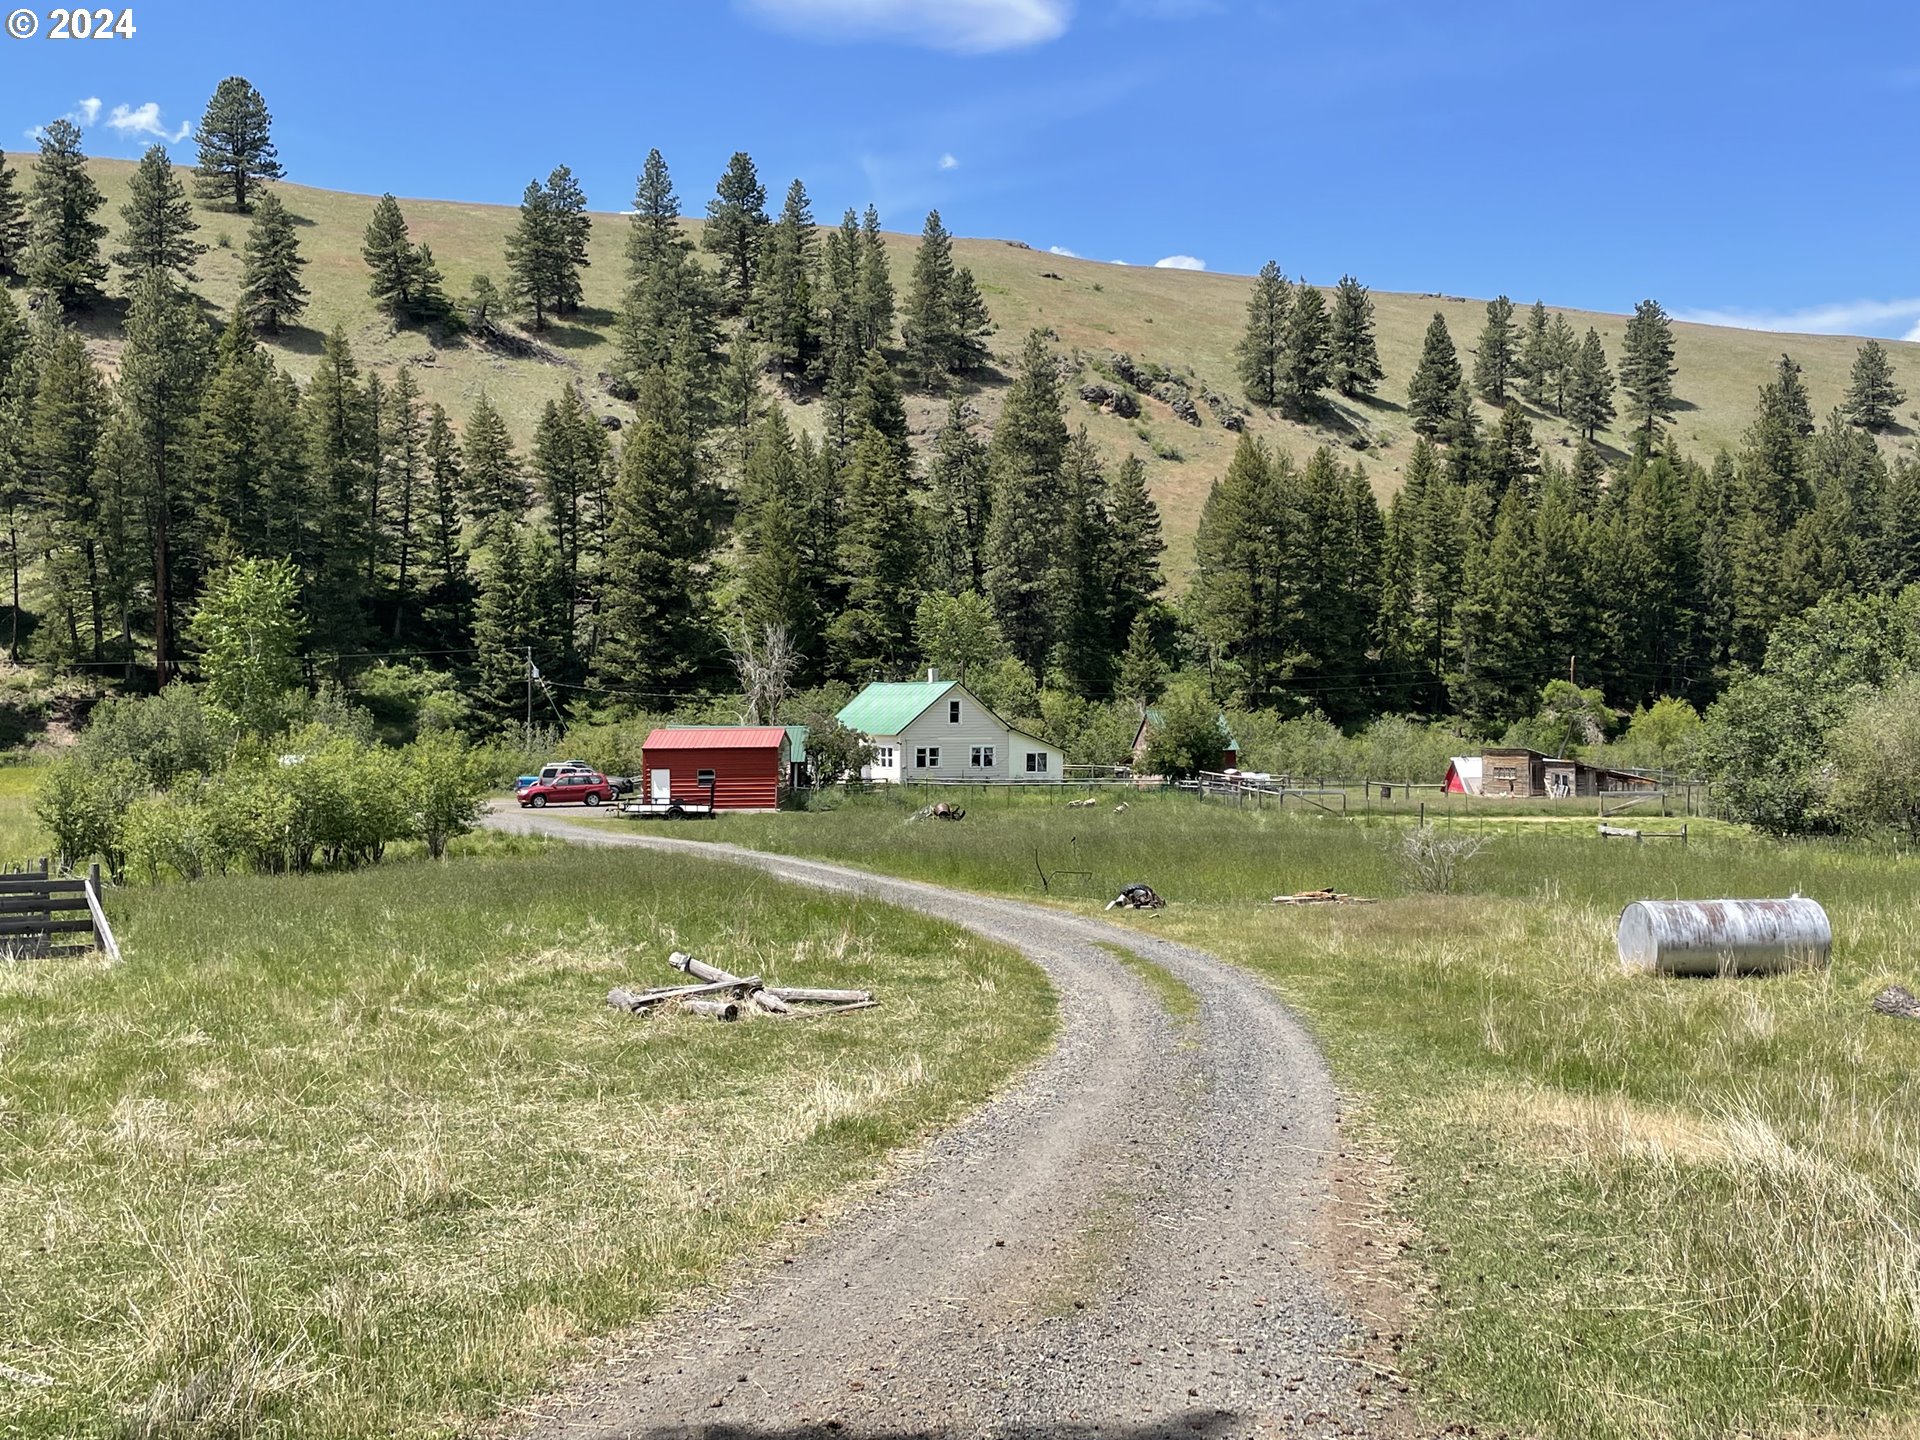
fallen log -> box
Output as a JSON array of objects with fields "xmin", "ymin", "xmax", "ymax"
[
  {"xmin": 1271, "ymin": 889, "xmax": 1376, "ymax": 906},
  {"xmin": 768, "ymin": 986, "xmax": 874, "ymax": 1005},
  {"xmin": 682, "ymin": 998, "xmax": 741, "ymax": 1022},
  {"xmin": 795, "ymin": 999, "xmax": 880, "ymax": 1019},
  {"xmin": 669, "ymin": 950, "xmax": 738, "ymax": 984},
  {"xmin": 608, "ymin": 976, "xmax": 762, "ymax": 1012},
  {"xmin": 751, "ymin": 989, "xmax": 794, "ymax": 1016}
]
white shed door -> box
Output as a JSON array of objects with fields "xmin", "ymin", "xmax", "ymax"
[{"xmin": 651, "ymin": 769, "xmax": 672, "ymax": 801}]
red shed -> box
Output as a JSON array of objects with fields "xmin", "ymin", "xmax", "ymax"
[{"xmin": 641, "ymin": 727, "xmax": 792, "ymax": 811}]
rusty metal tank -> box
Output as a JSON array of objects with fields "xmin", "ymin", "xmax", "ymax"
[{"xmin": 1616, "ymin": 897, "xmax": 1831, "ymax": 976}]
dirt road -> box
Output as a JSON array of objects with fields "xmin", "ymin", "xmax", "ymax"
[{"xmin": 491, "ymin": 810, "xmax": 1411, "ymax": 1439}]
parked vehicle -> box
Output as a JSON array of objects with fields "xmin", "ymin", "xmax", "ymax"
[
  {"xmin": 535, "ymin": 760, "xmax": 595, "ymax": 785},
  {"xmin": 518, "ymin": 772, "xmax": 615, "ymax": 808},
  {"xmin": 514, "ymin": 774, "xmax": 539, "ymax": 790}
]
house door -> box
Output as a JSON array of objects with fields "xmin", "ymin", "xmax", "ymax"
[{"xmin": 650, "ymin": 769, "xmax": 672, "ymax": 803}]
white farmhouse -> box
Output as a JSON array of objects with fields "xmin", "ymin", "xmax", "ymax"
[{"xmin": 837, "ymin": 676, "xmax": 1065, "ymax": 784}]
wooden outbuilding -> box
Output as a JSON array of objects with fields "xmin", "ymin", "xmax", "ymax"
[
  {"xmin": 641, "ymin": 727, "xmax": 795, "ymax": 811},
  {"xmin": 1478, "ymin": 747, "xmax": 1659, "ymax": 799}
]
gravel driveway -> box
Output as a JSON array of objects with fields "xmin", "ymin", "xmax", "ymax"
[{"xmin": 490, "ymin": 809, "xmax": 1414, "ymax": 1439}]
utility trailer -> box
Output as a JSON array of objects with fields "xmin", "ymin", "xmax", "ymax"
[{"xmin": 617, "ymin": 777, "xmax": 718, "ymax": 821}]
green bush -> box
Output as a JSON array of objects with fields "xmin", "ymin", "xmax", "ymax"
[
  {"xmin": 403, "ymin": 730, "xmax": 491, "ymax": 858},
  {"xmin": 124, "ymin": 787, "xmax": 221, "ymax": 884},
  {"xmin": 35, "ymin": 757, "xmax": 142, "ymax": 877}
]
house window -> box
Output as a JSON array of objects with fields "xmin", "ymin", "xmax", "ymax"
[
  {"xmin": 1025, "ymin": 752, "xmax": 1049, "ymax": 774},
  {"xmin": 872, "ymin": 746, "xmax": 895, "ymax": 769},
  {"xmin": 970, "ymin": 745, "xmax": 995, "ymax": 768},
  {"xmin": 949, "ymin": 699, "xmax": 961, "ymax": 723},
  {"xmin": 1493, "ymin": 766, "xmax": 1516, "ymax": 780},
  {"xmin": 697, "ymin": 769, "xmax": 716, "ymax": 786},
  {"xmin": 915, "ymin": 746, "xmax": 941, "ymax": 769}
]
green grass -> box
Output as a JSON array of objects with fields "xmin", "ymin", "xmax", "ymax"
[
  {"xmin": 668, "ymin": 789, "xmax": 1920, "ymax": 1438},
  {"xmin": 0, "ymin": 845, "xmax": 1052, "ymax": 1438},
  {"xmin": 37, "ymin": 158, "xmax": 1920, "ymax": 579},
  {"xmin": 0, "ymin": 761, "xmax": 48, "ymax": 867}
]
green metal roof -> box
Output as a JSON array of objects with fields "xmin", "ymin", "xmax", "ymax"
[
  {"xmin": 783, "ymin": 725, "xmax": 808, "ymax": 766},
  {"xmin": 836, "ymin": 681, "xmax": 958, "ymax": 736}
]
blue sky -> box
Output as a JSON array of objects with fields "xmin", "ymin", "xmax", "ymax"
[{"xmin": 4, "ymin": 0, "xmax": 1917, "ymax": 336}]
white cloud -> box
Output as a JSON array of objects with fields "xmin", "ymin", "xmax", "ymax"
[
  {"xmin": 77, "ymin": 97, "xmax": 102, "ymax": 125},
  {"xmin": 738, "ymin": 0, "xmax": 1072, "ymax": 53},
  {"xmin": 938, "ymin": 152, "xmax": 960, "ymax": 170},
  {"xmin": 1154, "ymin": 254, "xmax": 1206, "ymax": 271},
  {"xmin": 105, "ymin": 102, "xmax": 189, "ymax": 144},
  {"xmin": 1048, "ymin": 244, "xmax": 1078, "ymax": 257},
  {"xmin": 1673, "ymin": 297, "xmax": 1920, "ymax": 342}
]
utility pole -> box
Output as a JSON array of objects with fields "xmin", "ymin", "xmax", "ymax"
[{"xmin": 525, "ymin": 645, "xmax": 534, "ymax": 750}]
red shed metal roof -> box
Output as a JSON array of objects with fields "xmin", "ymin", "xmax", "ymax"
[{"xmin": 642, "ymin": 726, "xmax": 788, "ymax": 751}]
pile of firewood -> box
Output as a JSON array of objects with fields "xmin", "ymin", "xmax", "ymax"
[
  {"xmin": 1271, "ymin": 888, "xmax": 1377, "ymax": 906},
  {"xmin": 607, "ymin": 951, "xmax": 877, "ymax": 1023}
]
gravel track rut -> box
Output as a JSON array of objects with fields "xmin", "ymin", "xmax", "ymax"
[{"xmin": 491, "ymin": 811, "xmax": 1410, "ymax": 1440}]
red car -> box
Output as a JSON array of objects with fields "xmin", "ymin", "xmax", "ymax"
[{"xmin": 517, "ymin": 771, "xmax": 615, "ymax": 808}]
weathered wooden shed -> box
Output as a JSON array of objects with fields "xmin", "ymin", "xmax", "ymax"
[
  {"xmin": 1479, "ymin": 747, "xmax": 1659, "ymax": 799},
  {"xmin": 641, "ymin": 727, "xmax": 793, "ymax": 811}
]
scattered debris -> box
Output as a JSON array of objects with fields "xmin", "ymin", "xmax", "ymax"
[
  {"xmin": 607, "ymin": 952, "xmax": 876, "ymax": 1024},
  {"xmin": 1113, "ymin": 802, "xmax": 1130, "ymax": 814},
  {"xmin": 910, "ymin": 802, "xmax": 967, "ymax": 822},
  {"xmin": 1106, "ymin": 883, "xmax": 1166, "ymax": 911},
  {"xmin": 1272, "ymin": 888, "xmax": 1377, "ymax": 907},
  {"xmin": 1067, "ymin": 797, "xmax": 1098, "ymax": 809},
  {"xmin": 1872, "ymin": 985, "xmax": 1920, "ymax": 1021}
]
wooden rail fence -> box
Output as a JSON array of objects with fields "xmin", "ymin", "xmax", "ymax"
[{"xmin": 0, "ymin": 860, "xmax": 120, "ymax": 961}]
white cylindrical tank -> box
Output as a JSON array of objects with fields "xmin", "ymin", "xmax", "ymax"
[{"xmin": 1616, "ymin": 898, "xmax": 1831, "ymax": 976}]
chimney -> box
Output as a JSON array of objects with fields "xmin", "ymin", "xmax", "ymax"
[{"xmin": 927, "ymin": 667, "xmax": 939, "ymax": 682}]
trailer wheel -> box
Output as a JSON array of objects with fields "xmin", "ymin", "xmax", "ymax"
[
  {"xmin": 530, "ymin": 795, "xmax": 547, "ymax": 808},
  {"xmin": 584, "ymin": 792, "xmax": 601, "ymax": 807},
  {"xmin": 668, "ymin": 804, "xmax": 685, "ymax": 821}
]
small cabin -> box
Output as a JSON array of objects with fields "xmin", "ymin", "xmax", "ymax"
[
  {"xmin": 641, "ymin": 727, "xmax": 794, "ymax": 811},
  {"xmin": 1478, "ymin": 747, "xmax": 1660, "ymax": 799}
]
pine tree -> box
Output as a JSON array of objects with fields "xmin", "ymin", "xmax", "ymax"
[
  {"xmin": 617, "ymin": 149, "xmax": 716, "ymax": 405},
  {"xmin": 196, "ymin": 312, "xmax": 269, "ymax": 559},
  {"xmin": 471, "ymin": 527, "xmax": 533, "ymax": 729},
  {"xmin": 1619, "ymin": 299, "xmax": 1678, "ymax": 439},
  {"xmin": 1518, "ymin": 301, "xmax": 1551, "ymax": 405},
  {"xmin": 532, "ymin": 383, "xmax": 610, "ymax": 647},
  {"xmin": 1105, "ymin": 452, "xmax": 1165, "ymax": 646},
  {"xmin": 1051, "ymin": 431, "xmax": 1116, "ymax": 691},
  {"xmin": 1484, "ymin": 402, "xmax": 1540, "ymax": 504},
  {"xmin": 113, "ymin": 145, "xmax": 204, "ymax": 287},
  {"xmin": 24, "ymin": 121, "xmax": 108, "ymax": 310},
  {"xmin": 461, "ymin": 394, "xmax": 525, "ymax": 542},
  {"xmin": 0, "ymin": 151, "xmax": 33, "ymax": 280},
  {"xmin": 594, "ymin": 369, "xmax": 720, "ymax": 693},
  {"xmin": 1544, "ymin": 313, "xmax": 1577, "ymax": 415},
  {"xmin": 299, "ymin": 327, "xmax": 372, "ymax": 653},
  {"xmin": 1327, "ymin": 275, "xmax": 1383, "ymax": 399},
  {"xmin": 1189, "ymin": 433, "xmax": 1288, "ymax": 696},
  {"xmin": 236, "ymin": 190, "xmax": 308, "ymax": 333},
  {"xmin": 983, "ymin": 331, "xmax": 1070, "ymax": 672},
  {"xmin": 850, "ymin": 346, "xmax": 911, "ymax": 469},
  {"xmin": 754, "ymin": 178, "xmax": 820, "ymax": 382},
  {"xmin": 1844, "ymin": 340, "xmax": 1905, "ymax": 432},
  {"xmin": 702, "ymin": 152, "xmax": 767, "ymax": 315},
  {"xmin": 1472, "ymin": 295, "xmax": 1517, "ymax": 404},
  {"xmin": 829, "ymin": 424, "xmax": 924, "ymax": 677},
  {"xmin": 362, "ymin": 194, "xmax": 437, "ymax": 321},
  {"xmin": 1235, "ymin": 261, "xmax": 1289, "ymax": 408},
  {"xmin": 504, "ymin": 179, "xmax": 559, "ymax": 329},
  {"xmin": 902, "ymin": 210, "xmax": 959, "ymax": 389},
  {"xmin": 544, "ymin": 166, "xmax": 590, "ymax": 316},
  {"xmin": 383, "ymin": 367, "xmax": 427, "ymax": 640},
  {"xmin": 0, "ymin": 290, "xmax": 35, "ymax": 659},
  {"xmin": 948, "ymin": 267, "xmax": 993, "ymax": 377},
  {"xmin": 1116, "ymin": 612, "xmax": 1166, "ymax": 712},
  {"xmin": 1407, "ymin": 312, "xmax": 1464, "ymax": 439},
  {"xmin": 192, "ymin": 77, "xmax": 283, "ymax": 211},
  {"xmin": 1566, "ymin": 327, "xmax": 1615, "ymax": 439},
  {"xmin": 735, "ymin": 410, "xmax": 818, "ymax": 651},
  {"xmin": 1450, "ymin": 485, "xmax": 1548, "ymax": 725},
  {"xmin": 857, "ymin": 206, "xmax": 895, "ymax": 353},
  {"xmin": 1882, "ymin": 458, "xmax": 1920, "ymax": 590},
  {"xmin": 926, "ymin": 398, "xmax": 990, "ymax": 592},
  {"xmin": 25, "ymin": 322, "xmax": 107, "ymax": 661},
  {"xmin": 1281, "ymin": 281, "xmax": 1331, "ymax": 405},
  {"xmin": 421, "ymin": 403, "xmax": 469, "ymax": 631}
]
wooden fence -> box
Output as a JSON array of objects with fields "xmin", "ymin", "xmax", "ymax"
[{"xmin": 0, "ymin": 860, "xmax": 120, "ymax": 961}]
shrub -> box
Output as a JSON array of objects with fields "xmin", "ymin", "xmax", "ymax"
[
  {"xmin": 124, "ymin": 788, "xmax": 221, "ymax": 884},
  {"xmin": 1398, "ymin": 826, "xmax": 1487, "ymax": 894},
  {"xmin": 206, "ymin": 765, "xmax": 298, "ymax": 874},
  {"xmin": 78, "ymin": 685, "xmax": 222, "ymax": 788},
  {"xmin": 35, "ymin": 757, "xmax": 142, "ymax": 878},
  {"xmin": 1826, "ymin": 676, "xmax": 1920, "ymax": 840},
  {"xmin": 403, "ymin": 731, "xmax": 490, "ymax": 859}
]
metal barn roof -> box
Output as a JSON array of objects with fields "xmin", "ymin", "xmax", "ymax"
[
  {"xmin": 643, "ymin": 726, "xmax": 790, "ymax": 751},
  {"xmin": 836, "ymin": 681, "xmax": 959, "ymax": 736}
]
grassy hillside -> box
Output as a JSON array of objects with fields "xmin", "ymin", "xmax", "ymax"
[{"xmin": 40, "ymin": 158, "xmax": 1920, "ymax": 576}]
